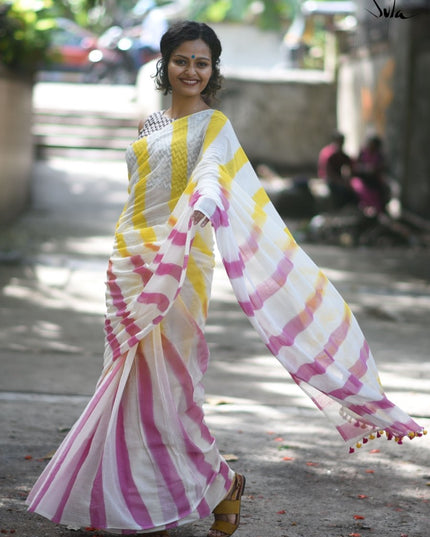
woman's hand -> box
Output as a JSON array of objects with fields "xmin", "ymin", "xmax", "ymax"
[{"xmin": 192, "ymin": 210, "xmax": 210, "ymax": 227}]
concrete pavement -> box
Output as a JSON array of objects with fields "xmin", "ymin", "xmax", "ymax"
[{"xmin": 1, "ymin": 151, "xmax": 430, "ymax": 536}]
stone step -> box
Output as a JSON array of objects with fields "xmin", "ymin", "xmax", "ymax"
[
  {"xmin": 33, "ymin": 123, "xmax": 136, "ymax": 142},
  {"xmin": 34, "ymin": 146, "xmax": 130, "ymax": 161},
  {"xmin": 33, "ymin": 107, "xmax": 139, "ymax": 159},
  {"xmin": 33, "ymin": 108, "xmax": 138, "ymax": 128},
  {"xmin": 33, "ymin": 133, "xmax": 132, "ymax": 150}
]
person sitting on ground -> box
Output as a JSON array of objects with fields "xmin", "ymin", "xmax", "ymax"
[
  {"xmin": 351, "ymin": 135, "xmax": 390, "ymax": 214},
  {"xmin": 318, "ymin": 131, "xmax": 357, "ymax": 209}
]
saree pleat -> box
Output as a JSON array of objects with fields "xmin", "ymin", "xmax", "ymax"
[{"xmin": 27, "ymin": 109, "xmax": 424, "ymax": 532}]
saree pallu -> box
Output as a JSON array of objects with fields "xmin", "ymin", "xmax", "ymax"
[{"xmin": 27, "ymin": 109, "xmax": 424, "ymax": 532}]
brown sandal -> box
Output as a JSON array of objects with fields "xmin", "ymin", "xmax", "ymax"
[
  {"xmin": 208, "ymin": 474, "xmax": 246, "ymax": 537},
  {"xmin": 146, "ymin": 531, "xmax": 169, "ymax": 536}
]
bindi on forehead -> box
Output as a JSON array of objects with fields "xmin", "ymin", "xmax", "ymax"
[{"xmin": 173, "ymin": 53, "xmax": 210, "ymax": 61}]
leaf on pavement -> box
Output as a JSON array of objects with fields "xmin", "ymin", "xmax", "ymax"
[{"xmin": 223, "ymin": 453, "xmax": 239, "ymax": 461}]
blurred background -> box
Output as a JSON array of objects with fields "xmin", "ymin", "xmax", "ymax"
[{"xmin": 1, "ymin": 0, "xmax": 430, "ymax": 244}]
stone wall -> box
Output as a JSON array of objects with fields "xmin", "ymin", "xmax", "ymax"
[
  {"xmin": 337, "ymin": 52, "xmax": 395, "ymax": 157},
  {"xmin": 218, "ymin": 69, "xmax": 336, "ymax": 173},
  {"xmin": 0, "ymin": 68, "xmax": 33, "ymax": 225}
]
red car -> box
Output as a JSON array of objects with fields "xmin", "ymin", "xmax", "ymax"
[{"xmin": 45, "ymin": 18, "xmax": 98, "ymax": 72}]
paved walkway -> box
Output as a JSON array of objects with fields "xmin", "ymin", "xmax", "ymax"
[{"xmin": 1, "ymin": 151, "xmax": 430, "ymax": 536}]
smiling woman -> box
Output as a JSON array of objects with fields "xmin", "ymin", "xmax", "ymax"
[
  {"xmin": 155, "ymin": 20, "xmax": 223, "ymax": 106},
  {"xmin": 166, "ymin": 40, "xmax": 213, "ymax": 107},
  {"xmin": 26, "ymin": 19, "xmax": 425, "ymax": 537}
]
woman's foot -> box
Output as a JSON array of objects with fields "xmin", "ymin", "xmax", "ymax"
[
  {"xmin": 207, "ymin": 474, "xmax": 246, "ymax": 537},
  {"xmin": 146, "ymin": 531, "xmax": 168, "ymax": 536}
]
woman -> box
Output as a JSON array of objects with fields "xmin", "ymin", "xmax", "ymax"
[{"xmin": 27, "ymin": 21, "xmax": 424, "ymax": 537}]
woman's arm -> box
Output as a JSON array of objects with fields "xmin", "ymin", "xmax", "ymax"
[{"xmin": 192, "ymin": 210, "xmax": 209, "ymax": 227}]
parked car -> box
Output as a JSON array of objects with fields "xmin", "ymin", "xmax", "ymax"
[{"xmin": 42, "ymin": 18, "xmax": 97, "ymax": 73}]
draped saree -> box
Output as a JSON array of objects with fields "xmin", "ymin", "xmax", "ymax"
[{"xmin": 27, "ymin": 109, "xmax": 424, "ymax": 533}]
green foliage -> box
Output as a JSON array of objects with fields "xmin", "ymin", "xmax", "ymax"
[
  {"xmin": 188, "ymin": 0, "xmax": 296, "ymax": 30},
  {"xmin": 0, "ymin": 0, "xmax": 100, "ymax": 74},
  {"xmin": 0, "ymin": 0, "xmax": 56, "ymax": 73}
]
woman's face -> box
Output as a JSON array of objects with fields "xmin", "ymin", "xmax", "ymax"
[{"xmin": 167, "ymin": 39, "xmax": 213, "ymax": 99}]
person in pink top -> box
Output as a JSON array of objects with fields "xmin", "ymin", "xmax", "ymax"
[
  {"xmin": 318, "ymin": 131, "xmax": 357, "ymax": 209},
  {"xmin": 351, "ymin": 135, "xmax": 390, "ymax": 214}
]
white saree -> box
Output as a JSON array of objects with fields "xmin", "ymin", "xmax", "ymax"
[{"xmin": 27, "ymin": 109, "xmax": 424, "ymax": 533}]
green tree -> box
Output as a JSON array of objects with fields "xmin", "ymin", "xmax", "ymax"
[
  {"xmin": 0, "ymin": 0, "xmax": 102, "ymax": 73},
  {"xmin": 0, "ymin": 0, "xmax": 55, "ymax": 72}
]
